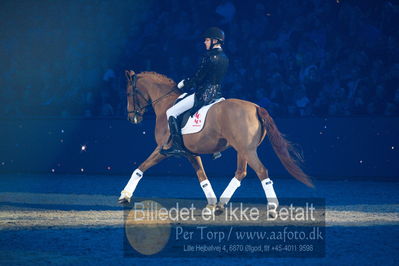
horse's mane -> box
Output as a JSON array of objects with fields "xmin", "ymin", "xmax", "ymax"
[{"xmin": 138, "ymin": 71, "xmax": 176, "ymax": 86}]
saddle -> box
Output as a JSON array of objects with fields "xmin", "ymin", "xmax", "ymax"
[
  {"xmin": 174, "ymin": 93, "xmax": 224, "ymax": 134},
  {"xmin": 174, "ymin": 93, "xmax": 224, "ymax": 160}
]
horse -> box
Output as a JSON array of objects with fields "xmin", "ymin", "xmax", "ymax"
[{"xmin": 118, "ymin": 70, "xmax": 313, "ymax": 213}]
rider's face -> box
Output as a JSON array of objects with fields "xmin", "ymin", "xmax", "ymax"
[{"xmin": 204, "ymin": 38, "xmax": 211, "ymax": 50}]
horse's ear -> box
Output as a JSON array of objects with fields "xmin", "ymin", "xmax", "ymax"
[{"xmin": 125, "ymin": 70, "xmax": 136, "ymax": 80}]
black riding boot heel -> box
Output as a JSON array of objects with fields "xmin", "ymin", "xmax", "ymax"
[{"xmin": 160, "ymin": 117, "xmax": 191, "ymax": 157}]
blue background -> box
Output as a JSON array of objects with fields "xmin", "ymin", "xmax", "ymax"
[{"xmin": 1, "ymin": 117, "xmax": 398, "ymax": 180}]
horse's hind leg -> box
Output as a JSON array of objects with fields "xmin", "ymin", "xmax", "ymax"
[
  {"xmin": 187, "ymin": 156, "xmax": 217, "ymax": 206},
  {"xmin": 244, "ymin": 150, "xmax": 279, "ymax": 208},
  {"xmin": 219, "ymin": 154, "xmax": 247, "ymax": 206},
  {"xmin": 119, "ymin": 146, "xmax": 167, "ymax": 203}
]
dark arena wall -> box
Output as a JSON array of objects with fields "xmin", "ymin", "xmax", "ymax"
[{"xmin": 0, "ymin": 117, "xmax": 398, "ymax": 180}]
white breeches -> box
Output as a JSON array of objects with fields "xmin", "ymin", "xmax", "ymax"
[{"xmin": 166, "ymin": 93, "xmax": 195, "ymax": 119}]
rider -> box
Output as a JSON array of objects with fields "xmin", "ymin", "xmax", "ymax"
[{"xmin": 160, "ymin": 27, "xmax": 229, "ymax": 157}]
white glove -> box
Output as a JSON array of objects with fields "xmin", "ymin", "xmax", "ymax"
[{"xmin": 177, "ymin": 79, "xmax": 185, "ymax": 89}]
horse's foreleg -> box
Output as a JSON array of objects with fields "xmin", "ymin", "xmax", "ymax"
[
  {"xmin": 119, "ymin": 147, "xmax": 167, "ymax": 203},
  {"xmin": 244, "ymin": 150, "xmax": 279, "ymax": 209},
  {"xmin": 219, "ymin": 154, "xmax": 247, "ymax": 206},
  {"xmin": 187, "ymin": 156, "xmax": 217, "ymax": 206}
]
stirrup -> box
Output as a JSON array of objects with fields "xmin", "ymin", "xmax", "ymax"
[{"xmin": 160, "ymin": 144, "xmax": 191, "ymax": 157}]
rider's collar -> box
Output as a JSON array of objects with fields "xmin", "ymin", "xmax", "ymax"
[{"xmin": 209, "ymin": 47, "xmax": 222, "ymax": 52}]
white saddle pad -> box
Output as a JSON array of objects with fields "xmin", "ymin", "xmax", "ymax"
[{"xmin": 180, "ymin": 97, "xmax": 225, "ymax": 135}]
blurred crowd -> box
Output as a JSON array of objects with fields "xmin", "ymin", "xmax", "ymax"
[{"xmin": 1, "ymin": 0, "xmax": 398, "ymax": 118}]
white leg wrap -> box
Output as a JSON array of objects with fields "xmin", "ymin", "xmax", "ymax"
[
  {"xmin": 261, "ymin": 178, "xmax": 279, "ymax": 208},
  {"xmin": 219, "ymin": 177, "xmax": 241, "ymax": 205},
  {"xmin": 122, "ymin": 168, "xmax": 143, "ymax": 198},
  {"xmin": 200, "ymin": 179, "xmax": 217, "ymax": 205}
]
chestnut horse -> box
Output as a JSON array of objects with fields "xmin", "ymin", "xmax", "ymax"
[{"xmin": 119, "ymin": 70, "xmax": 313, "ymax": 211}]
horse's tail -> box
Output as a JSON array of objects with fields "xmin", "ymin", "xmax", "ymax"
[{"xmin": 257, "ymin": 106, "xmax": 314, "ymax": 187}]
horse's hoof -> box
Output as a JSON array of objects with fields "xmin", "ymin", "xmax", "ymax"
[
  {"xmin": 118, "ymin": 190, "xmax": 132, "ymax": 204},
  {"xmin": 118, "ymin": 198, "xmax": 129, "ymax": 204},
  {"xmin": 268, "ymin": 212, "xmax": 278, "ymax": 219},
  {"xmin": 214, "ymin": 203, "xmax": 225, "ymax": 216},
  {"xmin": 267, "ymin": 203, "xmax": 279, "ymax": 219},
  {"xmin": 204, "ymin": 204, "xmax": 217, "ymax": 214}
]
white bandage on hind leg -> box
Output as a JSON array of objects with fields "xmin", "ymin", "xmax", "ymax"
[
  {"xmin": 261, "ymin": 178, "xmax": 279, "ymax": 208},
  {"xmin": 219, "ymin": 177, "xmax": 241, "ymax": 205},
  {"xmin": 122, "ymin": 169, "xmax": 143, "ymax": 197},
  {"xmin": 200, "ymin": 179, "xmax": 217, "ymax": 205}
]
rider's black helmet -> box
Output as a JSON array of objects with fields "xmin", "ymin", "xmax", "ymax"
[{"xmin": 202, "ymin": 27, "xmax": 225, "ymax": 43}]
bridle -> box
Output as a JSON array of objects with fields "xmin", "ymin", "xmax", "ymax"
[
  {"xmin": 126, "ymin": 73, "xmax": 149, "ymax": 118},
  {"xmin": 126, "ymin": 71, "xmax": 179, "ymax": 122}
]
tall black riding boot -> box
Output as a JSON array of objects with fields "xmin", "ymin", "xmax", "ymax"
[{"xmin": 160, "ymin": 117, "xmax": 191, "ymax": 157}]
